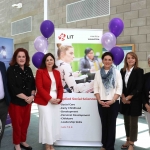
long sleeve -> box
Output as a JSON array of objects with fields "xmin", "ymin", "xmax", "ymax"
[
  {"xmin": 29, "ymin": 67, "xmax": 36, "ymax": 91},
  {"xmin": 79, "ymin": 58, "xmax": 90, "ymax": 74},
  {"xmin": 7, "ymin": 66, "xmax": 23, "ymax": 95},
  {"xmin": 35, "ymin": 69, "xmax": 51, "ymax": 102},
  {"xmin": 129, "ymin": 69, "xmax": 144, "ymax": 96}
]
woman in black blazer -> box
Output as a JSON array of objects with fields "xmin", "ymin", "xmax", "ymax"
[
  {"xmin": 120, "ymin": 52, "xmax": 144, "ymax": 150},
  {"xmin": 7, "ymin": 48, "xmax": 35, "ymax": 150},
  {"xmin": 142, "ymin": 55, "xmax": 150, "ymax": 136}
]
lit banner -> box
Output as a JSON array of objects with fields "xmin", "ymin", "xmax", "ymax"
[{"xmin": 55, "ymin": 29, "xmax": 103, "ymax": 146}]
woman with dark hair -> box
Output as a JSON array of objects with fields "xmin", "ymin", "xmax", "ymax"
[
  {"xmin": 34, "ymin": 53, "xmax": 63, "ymax": 150},
  {"xmin": 94, "ymin": 52, "xmax": 122, "ymax": 150},
  {"xmin": 7, "ymin": 48, "xmax": 36, "ymax": 150},
  {"xmin": 80, "ymin": 47, "xmax": 102, "ymax": 75},
  {"xmin": 120, "ymin": 52, "xmax": 144, "ymax": 150}
]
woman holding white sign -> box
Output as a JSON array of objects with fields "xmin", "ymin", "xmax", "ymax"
[
  {"xmin": 94, "ymin": 52, "xmax": 122, "ymax": 150},
  {"xmin": 56, "ymin": 43, "xmax": 93, "ymax": 93}
]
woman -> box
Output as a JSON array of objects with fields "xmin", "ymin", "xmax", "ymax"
[
  {"xmin": 7, "ymin": 48, "xmax": 36, "ymax": 150},
  {"xmin": 120, "ymin": 52, "xmax": 144, "ymax": 150},
  {"xmin": 80, "ymin": 48, "xmax": 102, "ymax": 81},
  {"xmin": 142, "ymin": 55, "xmax": 150, "ymax": 135},
  {"xmin": 94, "ymin": 52, "xmax": 122, "ymax": 150},
  {"xmin": 56, "ymin": 43, "xmax": 93, "ymax": 93},
  {"xmin": 34, "ymin": 53, "xmax": 63, "ymax": 150},
  {"xmin": 80, "ymin": 47, "xmax": 102, "ymax": 74}
]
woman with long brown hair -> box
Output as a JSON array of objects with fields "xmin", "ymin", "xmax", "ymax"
[
  {"xmin": 7, "ymin": 48, "xmax": 36, "ymax": 150},
  {"xmin": 120, "ymin": 52, "xmax": 144, "ymax": 150}
]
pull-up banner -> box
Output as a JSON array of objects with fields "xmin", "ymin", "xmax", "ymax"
[{"xmin": 55, "ymin": 29, "xmax": 103, "ymax": 146}]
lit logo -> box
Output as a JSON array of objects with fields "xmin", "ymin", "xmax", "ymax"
[
  {"xmin": 58, "ymin": 33, "xmax": 74, "ymax": 41},
  {"xmin": 58, "ymin": 33, "xmax": 66, "ymax": 41}
]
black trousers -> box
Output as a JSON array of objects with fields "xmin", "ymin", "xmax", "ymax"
[
  {"xmin": 98, "ymin": 100, "xmax": 119, "ymax": 150},
  {"xmin": 0, "ymin": 99, "xmax": 8, "ymax": 145}
]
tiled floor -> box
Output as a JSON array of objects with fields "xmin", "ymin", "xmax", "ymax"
[{"xmin": 1, "ymin": 104, "xmax": 150, "ymax": 150}]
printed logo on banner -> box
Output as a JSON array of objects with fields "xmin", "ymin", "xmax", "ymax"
[
  {"xmin": 58, "ymin": 33, "xmax": 74, "ymax": 41},
  {"xmin": 58, "ymin": 33, "xmax": 66, "ymax": 41}
]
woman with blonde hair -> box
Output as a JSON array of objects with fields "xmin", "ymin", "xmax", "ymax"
[
  {"xmin": 120, "ymin": 52, "xmax": 144, "ymax": 150},
  {"xmin": 56, "ymin": 43, "xmax": 93, "ymax": 93}
]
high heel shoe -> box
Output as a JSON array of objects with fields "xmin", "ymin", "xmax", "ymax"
[{"xmin": 20, "ymin": 143, "xmax": 32, "ymax": 150}]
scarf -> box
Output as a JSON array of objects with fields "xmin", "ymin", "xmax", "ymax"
[{"xmin": 100, "ymin": 66, "xmax": 116, "ymax": 95}]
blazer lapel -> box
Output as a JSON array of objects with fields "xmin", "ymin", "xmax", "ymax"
[
  {"xmin": 122, "ymin": 70, "xmax": 126, "ymax": 88},
  {"xmin": 127, "ymin": 69, "xmax": 135, "ymax": 89},
  {"xmin": 43, "ymin": 69, "xmax": 50, "ymax": 80}
]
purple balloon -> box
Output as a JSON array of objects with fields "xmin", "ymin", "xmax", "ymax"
[
  {"xmin": 34, "ymin": 36, "xmax": 48, "ymax": 53},
  {"xmin": 40, "ymin": 20, "xmax": 54, "ymax": 38},
  {"xmin": 110, "ymin": 47, "xmax": 124, "ymax": 66},
  {"xmin": 101, "ymin": 32, "xmax": 116, "ymax": 51},
  {"xmin": 109, "ymin": 18, "xmax": 124, "ymax": 37},
  {"xmin": 32, "ymin": 52, "xmax": 44, "ymax": 68}
]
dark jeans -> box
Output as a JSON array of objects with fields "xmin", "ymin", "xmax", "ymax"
[
  {"xmin": 98, "ymin": 100, "xmax": 119, "ymax": 150},
  {"xmin": 0, "ymin": 99, "xmax": 8, "ymax": 145},
  {"xmin": 123, "ymin": 115, "xmax": 138, "ymax": 142}
]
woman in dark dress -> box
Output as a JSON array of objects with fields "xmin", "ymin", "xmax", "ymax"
[{"xmin": 120, "ymin": 52, "xmax": 144, "ymax": 150}]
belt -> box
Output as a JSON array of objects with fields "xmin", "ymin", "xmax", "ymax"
[{"xmin": 0, "ymin": 98, "xmax": 5, "ymax": 103}]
